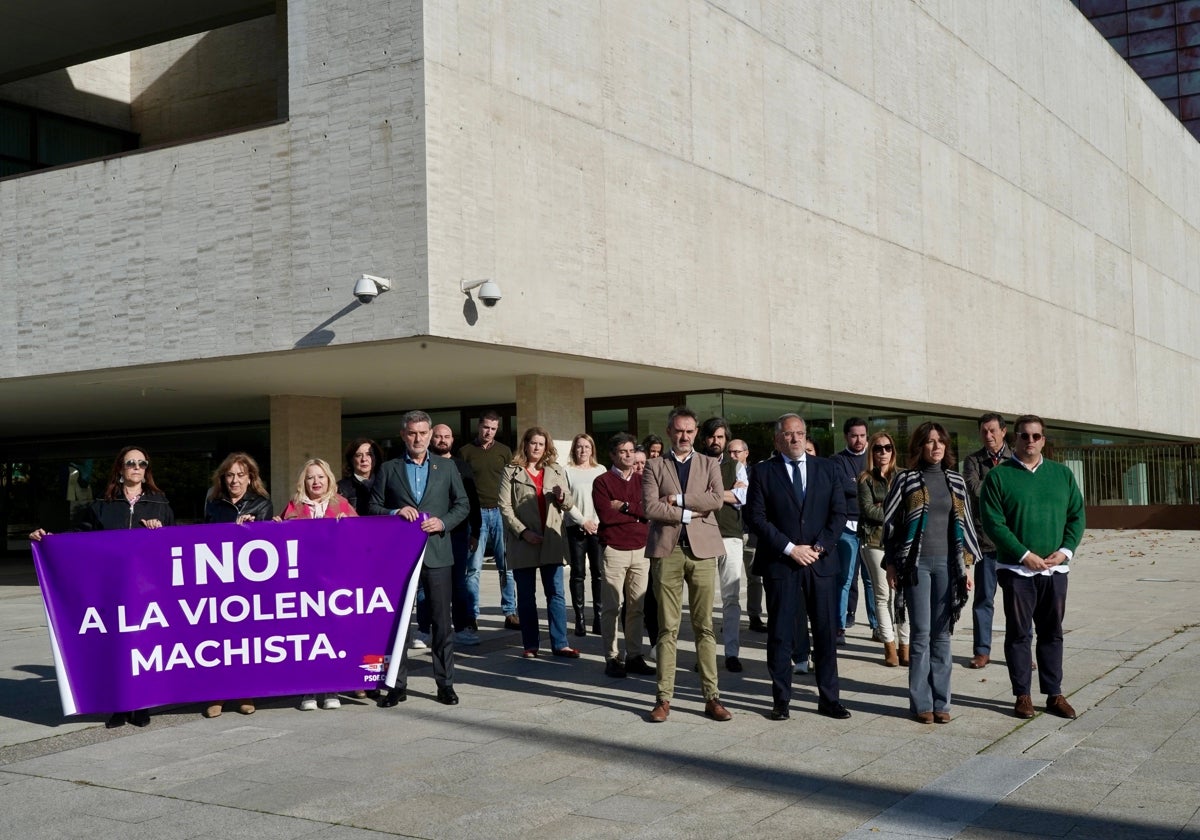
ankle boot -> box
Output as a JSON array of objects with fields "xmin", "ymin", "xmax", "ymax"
[
  {"xmin": 574, "ymin": 606, "xmax": 586, "ymax": 637},
  {"xmin": 898, "ymin": 643, "xmax": 910, "ymax": 667},
  {"xmin": 883, "ymin": 641, "xmax": 899, "ymax": 667}
]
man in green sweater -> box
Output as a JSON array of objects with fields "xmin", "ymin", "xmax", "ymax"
[{"xmin": 980, "ymin": 414, "xmax": 1085, "ymax": 721}]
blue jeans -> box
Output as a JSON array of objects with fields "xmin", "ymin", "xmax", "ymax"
[
  {"xmin": 904, "ymin": 554, "xmax": 954, "ymax": 714},
  {"xmin": 836, "ymin": 531, "xmax": 860, "ymax": 630},
  {"xmin": 472, "ymin": 507, "xmax": 515, "ymax": 616},
  {"xmin": 513, "ymin": 564, "xmax": 569, "ymax": 652},
  {"xmin": 972, "ymin": 551, "xmax": 998, "ymax": 655},
  {"xmin": 451, "ymin": 527, "xmax": 476, "ymax": 630}
]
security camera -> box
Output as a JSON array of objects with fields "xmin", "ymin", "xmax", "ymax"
[
  {"xmin": 354, "ymin": 274, "xmax": 391, "ymax": 303},
  {"xmin": 461, "ymin": 278, "xmax": 502, "ymax": 307}
]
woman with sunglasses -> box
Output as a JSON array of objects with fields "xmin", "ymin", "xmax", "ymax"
[
  {"xmin": 858, "ymin": 432, "xmax": 906, "ymax": 667},
  {"xmin": 30, "ymin": 446, "xmax": 175, "ymax": 729},
  {"xmin": 881, "ymin": 422, "xmax": 980, "ymax": 724}
]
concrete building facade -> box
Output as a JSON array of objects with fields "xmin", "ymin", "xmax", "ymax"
[{"xmin": 2, "ymin": 0, "xmax": 1199, "ymax": 525}]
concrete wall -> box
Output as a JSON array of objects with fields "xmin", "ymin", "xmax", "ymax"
[
  {"xmin": 0, "ymin": 0, "xmax": 428, "ymax": 377},
  {"xmin": 422, "ymin": 0, "xmax": 1200, "ymax": 437},
  {"xmin": 130, "ymin": 16, "xmax": 281, "ymax": 147},
  {"xmin": 0, "ymin": 54, "xmax": 132, "ymax": 130}
]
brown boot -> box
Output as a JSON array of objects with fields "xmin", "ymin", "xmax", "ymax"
[
  {"xmin": 883, "ymin": 641, "xmax": 899, "ymax": 667},
  {"xmin": 898, "ymin": 644, "xmax": 910, "ymax": 667}
]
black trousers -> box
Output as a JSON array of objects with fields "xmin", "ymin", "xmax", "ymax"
[
  {"xmin": 394, "ymin": 564, "xmax": 454, "ymax": 690},
  {"xmin": 764, "ymin": 563, "xmax": 839, "ymax": 709},
  {"xmin": 998, "ymin": 569, "xmax": 1067, "ymax": 697},
  {"xmin": 567, "ymin": 525, "xmax": 603, "ymax": 623}
]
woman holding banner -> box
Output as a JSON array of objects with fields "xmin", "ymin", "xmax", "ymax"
[
  {"xmin": 30, "ymin": 445, "xmax": 175, "ymax": 729},
  {"xmin": 277, "ymin": 459, "xmax": 358, "ymax": 711},
  {"xmin": 202, "ymin": 452, "xmax": 273, "ymax": 718},
  {"xmin": 498, "ymin": 426, "xmax": 580, "ymax": 659}
]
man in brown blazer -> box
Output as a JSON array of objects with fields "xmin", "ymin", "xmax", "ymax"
[{"xmin": 641, "ymin": 406, "xmax": 730, "ymax": 723}]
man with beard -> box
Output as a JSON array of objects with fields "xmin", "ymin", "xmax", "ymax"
[
  {"xmin": 700, "ymin": 417, "xmax": 748, "ymax": 672},
  {"xmin": 432, "ymin": 424, "xmax": 483, "ymax": 646}
]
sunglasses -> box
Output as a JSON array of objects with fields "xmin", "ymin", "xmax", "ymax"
[
  {"xmin": 871, "ymin": 443, "xmax": 894, "ymax": 453},
  {"xmin": 1018, "ymin": 432, "xmax": 1044, "ymax": 442},
  {"xmin": 124, "ymin": 459, "xmax": 149, "ymax": 469}
]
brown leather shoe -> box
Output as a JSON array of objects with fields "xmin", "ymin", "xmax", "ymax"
[
  {"xmin": 913, "ymin": 711, "xmax": 934, "ymax": 724},
  {"xmin": 1046, "ymin": 694, "xmax": 1077, "ymax": 719},
  {"xmin": 648, "ymin": 699, "xmax": 670, "ymax": 722},
  {"xmin": 1014, "ymin": 694, "xmax": 1036, "ymax": 719},
  {"xmin": 898, "ymin": 644, "xmax": 910, "ymax": 667},
  {"xmin": 204, "ymin": 703, "xmax": 223, "ymax": 718},
  {"xmin": 704, "ymin": 697, "xmax": 732, "ymax": 722},
  {"xmin": 968, "ymin": 654, "xmax": 989, "ymax": 669},
  {"xmin": 933, "ymin": 711, "xmax": 951, "ymax": 724}
]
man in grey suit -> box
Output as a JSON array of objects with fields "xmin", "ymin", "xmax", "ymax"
[{"xmin": 371, "ymin": 410, "xmax": 470, "ymax": 707}]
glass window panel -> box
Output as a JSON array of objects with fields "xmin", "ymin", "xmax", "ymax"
[{"xmin": 0, "ymin": 105, "xmax": 32, "ymax": 159}]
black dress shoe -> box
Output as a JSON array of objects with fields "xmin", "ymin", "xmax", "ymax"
[
  {"xmin": 105, "ymin": 712, "xmax": 128, "ymax": 729},
  {"xmin": 817, "ymin": 701, "xmax": 852, "ymax": 720},
  {"xmin": 604, "ymin": 659, "xmax": 627, "ymax": 678},
  {"xmin": 725, "ymin": 656, "xmax": 743, "ymax": 673},
  {"xmin": 624, "ymin": 656, "xmax": 656, "ymax": 675},
  {"xmin": 130, "ymin": 709, "xmax": 151, "ymax": 727},
  {"xmin": 436, "ymin": 686, "xmax": 459, "ymax": 705},
  {"xmin": 748, "ymin": 616, "xmax": 768, "ymax": 633},
  {"xmin": 770, "ymin": 706, "xmax": 790, "ymax": 721},
  {"xmin": 379, "ymin": 687, "xmax": 407, "ymax": 707}
]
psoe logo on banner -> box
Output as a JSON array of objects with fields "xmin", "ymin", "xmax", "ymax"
[{"xmin": 359, "ymin": 653, "xmax": 390, "ymax": 683}]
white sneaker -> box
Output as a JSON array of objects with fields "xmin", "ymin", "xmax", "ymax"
[
  {"xmin": 454, "ymin": 629, "xmax": 481, "ymax": 646},
  {"xmin": 321, "ymin": 695, "xmax": 341, "ymax": 710},
  {"xmin": 299, "ymin": 694, "xmax": 317, "ymax": 711},
  {"xmin": 793, "ymin": 660, "xmax": 810, "ymax": 674},
  {"xmin": 410, "ymin": 631, "xmax": 430, "ymax": 650}
]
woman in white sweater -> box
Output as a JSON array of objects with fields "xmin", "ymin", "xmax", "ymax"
[{"xmin": 564, "ymin": 433, "xmax": 607, "ymax": 637}]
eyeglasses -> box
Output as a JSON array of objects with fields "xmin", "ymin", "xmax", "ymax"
[
  {"xmin": 1018, "ymin": 432, "xmax": 1044, "ymax": 442},
  {"xmin": 729, "ymin": 448, "xmax": 747, "ymax": 455},
  {"xmin": 124, "ymin": 460, "xmax": 149, "ymax": 469},
  {"xmin": 871, "ymin": 444, "xmax": 894, "ymax": 453}
]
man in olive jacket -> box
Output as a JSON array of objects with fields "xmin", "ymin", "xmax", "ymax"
[{"xmin": 371, "ymin": 410, "xmax": 470, "ymax": 708}]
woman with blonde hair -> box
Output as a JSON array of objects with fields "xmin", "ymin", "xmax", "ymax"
[
  {"xmin": 564, "ymin": 432, "xmax": 606, "ymax": 637},
  {"xmin": 277, "ymin": 459, "xmax": 356, "ymax": 709},
  {"xmin": 280, "ymin": 459, "xmax": 357, "ymax": 520},
  {"xmin": 499, "ymin": 426, "xmax": 579, "ymax": 658},
  {"xmin": 858, "ymin": 431, "xmax": 907, "ymax": 667}
]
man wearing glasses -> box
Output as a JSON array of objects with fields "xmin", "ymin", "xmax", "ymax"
[
  {"xmin": 980, "ymin": 414, "xmax": 1085, "ymax": 720},
  {"xmin": 960, "ymin": 413, "xmax": 1012, "ymax": 669}
]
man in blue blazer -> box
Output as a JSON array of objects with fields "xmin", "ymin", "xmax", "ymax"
[
  {"xmin": 370, "ymin": 410, "xmax": 470, "ymax": 707},
  {"xmin": 745, "ymin": 413, "xmax": 849, "ymax": 720}
]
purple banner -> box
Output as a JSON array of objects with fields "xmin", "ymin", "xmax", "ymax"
[{"xmin": 32, "ymin": 516, "xmax": 427, "ymax": 715}]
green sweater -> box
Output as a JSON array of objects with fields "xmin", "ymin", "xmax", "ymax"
[{"xmin": 980, "ymin": 459, "xmax": 1085, "ymax": 565}]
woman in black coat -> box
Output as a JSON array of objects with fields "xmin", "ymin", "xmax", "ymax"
[{"xmin": 30, "ymin": 445, "xmax": 175, "ymax": 728}]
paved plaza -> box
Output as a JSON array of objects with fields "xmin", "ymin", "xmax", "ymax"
[{"xmin": 0, "ymin": 528, "xmax": 1198, "ymax": 839}]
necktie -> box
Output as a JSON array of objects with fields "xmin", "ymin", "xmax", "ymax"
[{"xmin": 791, "ymin": 459, "xmax": 805, "ymax": 506}]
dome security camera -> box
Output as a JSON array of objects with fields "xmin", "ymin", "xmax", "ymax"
[
  {"xmin": 354, "ymin": 274, "xmax": 391, "ymax": 303},
  {"xmin": 477, "ymin": 279, "xmax": 502, "ymax": 306},
  {"xmin": 461, "ymin": 278, "xmax": 502, "ymax": 306}
]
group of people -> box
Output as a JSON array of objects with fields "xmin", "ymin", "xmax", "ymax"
[{"xmin": 30, "ymin": 404, "xmax": 1085, "ymax": 729}]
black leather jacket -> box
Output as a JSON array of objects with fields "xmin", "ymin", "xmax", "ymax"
[
  {"xmin": 204, "ymin": 492, "xmax": 273, "ymax": 523},
  {"xmin": 79, "ymin": 492, "xmax": 176, "ymax": 531}
]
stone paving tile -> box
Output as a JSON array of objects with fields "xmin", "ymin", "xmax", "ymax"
[{"xmin": 573, "ymin": 792, "xmax": 684, "ymax": 824}]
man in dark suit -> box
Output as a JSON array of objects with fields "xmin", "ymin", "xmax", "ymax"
[
  {"xmin": 641, "ymin": 406, "xmax": 731, "ymax": 723},
  {"xmin": 370, "ymin": 410, "xmax": 470, "ymax": 707},
  {"xmin": 745, "ymin": 413, "xmax": 849, "ymax": 720}
]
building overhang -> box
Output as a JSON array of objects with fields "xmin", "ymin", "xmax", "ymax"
[{"xmin": 0, "ymin": 0, "xmax": 275, "ymax": 85}]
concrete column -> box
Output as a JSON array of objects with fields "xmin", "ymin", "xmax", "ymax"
[
  {"xmin": 269, "ymin": 395, "xmax": 342, "ymax": 513},
  {"xmin": 515, "ymin": 375, "xmax": 586, "ymax": 452}
]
